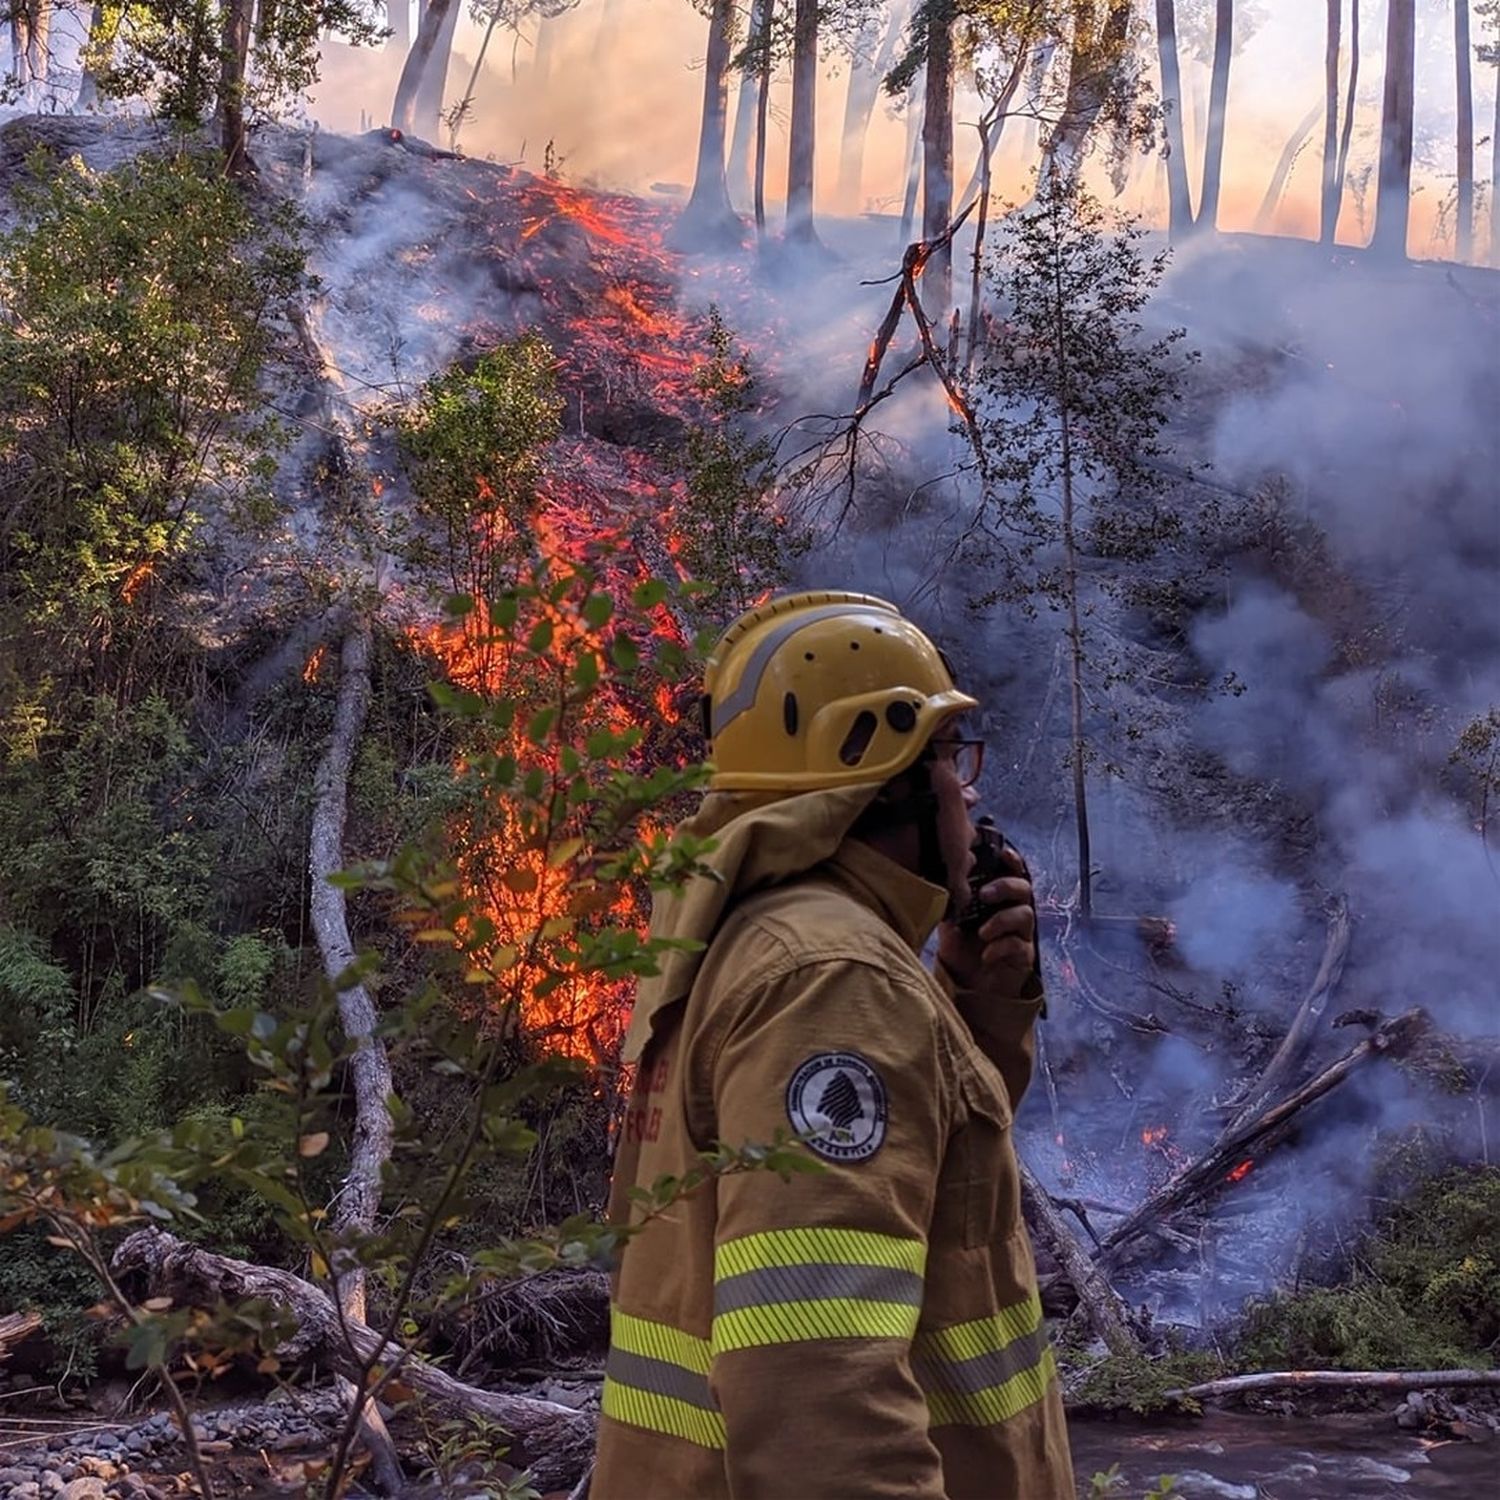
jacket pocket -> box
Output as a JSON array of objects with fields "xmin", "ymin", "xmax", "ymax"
[{"xmin": 953, "ymin": 1047, "xmax": 1021, "ymax": 1251}]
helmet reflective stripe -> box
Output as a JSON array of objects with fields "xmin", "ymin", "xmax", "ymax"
[{"xmin": 710, "ymin": 605, "xmax": 865, "ymax": 737}]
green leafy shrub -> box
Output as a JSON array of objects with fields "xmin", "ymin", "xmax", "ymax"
[{"xmin": 1236, "ymin": 1166, "xmax": 1500, "ymax": 1370}]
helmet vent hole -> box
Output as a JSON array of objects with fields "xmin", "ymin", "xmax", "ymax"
[
  {"xmin": 850, "ymin": 640, "xmax": 860, "ymax": 650},
  {"xmin": 886, "ymin": 702, "xmax": 917, "ymax": 733},
  {"xmin": 783, "ymin": 692, "xmax": 799, "ymax": 736},
  {"xmin": 804, "ymin": 651, "xmax": 815, "ymax": 661},
  {"xmin": 839, "ymin": 711, "xmax": 879, "ymax": 766}
]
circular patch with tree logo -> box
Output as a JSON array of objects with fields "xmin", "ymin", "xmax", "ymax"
[{"xmin": 785, "ymin": 1051, "xmax": 889, "ymax": 1164}]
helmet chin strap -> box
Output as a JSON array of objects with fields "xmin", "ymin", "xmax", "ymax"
[{"xmin": 871, "ymin": 755, "xmax": 950, "ymax": 895}]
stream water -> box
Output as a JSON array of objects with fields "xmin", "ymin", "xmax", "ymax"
[{"xmin": 1069, "ymin": 1412, "xmax": 1494, "ymax": 1498}]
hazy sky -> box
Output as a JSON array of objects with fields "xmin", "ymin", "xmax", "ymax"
[{"xmin": 314, "ymin": 2, "xmax": 1497, "ymax": 262}]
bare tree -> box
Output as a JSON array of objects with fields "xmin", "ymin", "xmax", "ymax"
[
  {"xmin": 413, "ymin": 0, "xmax": 463, "ymax": 137},
  {"xmin": 1334, "ymin": 0, "xmax": 1361, "ymax": 230},
  {"xmin": 786, "ymin": 0, "xmax": 821, "ymax": 244},
  {"xmin": 1455, "ymin": 0, "xmax": 1475, "ymax": 260},
  {"xmin": 1371, "ymin": 0, "xmax": 1415, "ymax": 258},
  {"xmin": 1197, "ymin": 0, "xmax": 1232, "ymax": 229},
  {"xmin": 1155, "ymin": 0, "xmax": 1194, "ymax": 238},
  {"xmin": 680, "ymin": 0, "xmax": 742, "ymax": 243},
  {"xmin": 728, "ymin": 0, "xmax": 772, "ymax": 201}
]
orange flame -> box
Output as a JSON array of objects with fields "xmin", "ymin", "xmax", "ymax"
[
  {"xmin": 1225, "ymin": 1159, "xmax": 1254, "ymax": 1184},
  {"xmin": 121, "ymin": 561, "xmax": 154, "ymax": 603},
  {"xmin": 1141, "ymin": 1125, "xmax": 1169, "ymax": 1147},
  {"xmin": 303, "ymin": 645, "xmax": 327, "ymax": 683}
]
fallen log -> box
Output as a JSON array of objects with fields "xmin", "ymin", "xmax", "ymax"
[
  {"xmin": 111, "ymin": 1228, "xmax": 594, "ymax": 1492},
  {"xmin": 0, "ymin": 1310, "xmax": 42, "ymax": 1362},
  {"xmin": 1019, "ymin": 1159, "xmax": 1138, "ymax": 1359},
  {"xmin": 1167, "ymin": 1368, "xmax": 1500, "ymax": 1401},
  {"xmin": 1096, "ymin": 1010, "xmax": 1426, "ymax": 1272}
]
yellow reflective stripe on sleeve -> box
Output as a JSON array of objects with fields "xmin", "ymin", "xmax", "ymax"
[
  {"xmin": 923, "ymin": 1345, "xmax": 1058, "ymax": 1429},
  {"xmin": 601, "ymin": 1375, "xmax": 727, "ymax": 1450},
  {"xmin": 713, "ymin": 1295, "xmax": 922, "ymax": 1353},
  {"xmin": 913, "ymin": 1289, "xmax": 1043, "ymax": 1364},
  {"xmin": 610, "ymin": 1307, "xmax": 713, "ymax": 1375},
  {"xmin": 714, "ymin": 1226, "xmax": 927, "ymax": 1281}
]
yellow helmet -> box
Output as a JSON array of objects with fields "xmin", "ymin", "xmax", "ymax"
[{"xmin": 702, "ymin": 591, "xmax": 977, "ymax": 792}]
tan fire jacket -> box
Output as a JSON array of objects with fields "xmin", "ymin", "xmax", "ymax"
[{"xmin": 593, "ymin": 787, "xmax": 1074, "ymax": 1500}]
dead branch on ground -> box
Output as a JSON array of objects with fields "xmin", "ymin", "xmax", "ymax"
[
  {"xmin": 111, "ymin": 1228, "xmax": 594, "ymax": 1493},
  {"xmin": 1096, "ymin": 1010, "xmax": 1427, "ymax": 1273},
  {"xmin": 1167, "ymin": 1368, "xmax": 1500, "ymax": 1401},
  {"xmin": 0, "ymin": 1312, "xmax": 41, "ymax": 1363}
]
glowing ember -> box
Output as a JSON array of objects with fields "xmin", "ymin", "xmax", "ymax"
[
  {"xmin": 1141, "ymin": 1125, "xmax": 1169, "ymax": 1147},
  {"xmin": 1225, "ymin": 1159, "xmax": 1255, "ymax": 1184},
  {"xmin": 302, "ymin": 645, "xmax": 327, "ymax": 683},
  {"xmin": 121, "ymin": 561, "xmax": 153, "ymax": 603}
]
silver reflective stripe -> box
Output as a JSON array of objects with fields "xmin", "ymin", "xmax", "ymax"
[
  {"xmin": 713, "ymin": 1262, "xmax": 925, "ymax": 1314},
  {"xmin": 604, "ymin": 1346, "xmax": 720, "ymax": 1412},
  {"xmin": 710, "ymin": 605, "xmax": 862, "ymax": 735},
  {"xmin": 912, "ymin": 1323, "xmax": 1050, "ymax": 1397}
]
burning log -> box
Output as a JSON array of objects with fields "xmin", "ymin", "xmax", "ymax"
[
  {"xmin": 1223, "ymin": 896, "xmax": 1351, "ymax": 1133},
  {"xmin": 1166, "ymin": 1368, "xmax": 1500, "ymax": 1402},
  {"xmin": 111, "ymin": 1229, "xmax": 594, "ymax": 1492},
  {"xmin": 0, "ymin": 1310, "xmax": 41, "ymax": 1362},
  {"xmin": 1095, "ymin": 1009, "xmax": 1427, "ymax": 1273},
  {"xmin": 1019, "ymin": 1158, "xmax": 1139, "ymax": 1360}
]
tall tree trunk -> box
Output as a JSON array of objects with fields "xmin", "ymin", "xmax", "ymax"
[
  {"xmin": 1042, "ymin": 0, "xmax": 1132, "ymax": 185},
  {"xmin": 785, "ymin": 0, "xmax": 820, "ymax": 244},
  {"xmin": 1455, "ymin": 0, "xmax": 1475, "ymax": 261},
  {"xmin": 1319, "ymin": 0, "xmax": 1342, "ymax": 243},
  {"xmin": 1061, "ymin": 412, "xmax": 1092, "ymax": 918},
  {"xmin": 681, "ymin": 0, "xmax": 739, "ymax": 241},
  {"xmin": 728, "ymin": 0, "xmax": 769, "ymax": 202},
  {"xmin": 1492, "ymin": 45, "xmax": 1500, "ymax": 268},
  {"xmin": 1371, "ymin": 0, "xmax": 1415, "ymax": 259},
  {"xmin": 1334, "ymin": 0, "xmax": 1360, "ymax": 216},
  {"xmin": 413, "ymin": 0, "xmax": 462, "ymax": 139},
  {"xmin": 391, "ymin": 0, "xmax": 453, "ymax": 134},
  {"xmin": 922, "ymin": 1, "xmax": 956, "ymax": 316},
  {"xmin": 387, "ymin": 0, "xmax": 410, "ymax": 58},
  {"xmin": 76, "ymin": 1, "xmax": 105, "ymax": 109},
  {"xmin": 753, "ymin": 1, "xmax": 774, "ymax": 238},
  {"xmin": 900, "ymin": 78, "xmax": 925, "ymax": 244},
  {"xmin": 11, "ymin": 0, "xmax": 51, "ymax": 93},
  {"xmin": 1197, "ymin": 0, "xmax": 1234, "ymax": 229},
  {"xmin": 837, "ymin": 0, "xmax": 911, "ymax": 214},
  {"xmin": 219, "ymin": 0, "xmax": 254, "ymax": 175},
  {"xmin": 1155, "ymin": 0, "xmax": 1194, "ymax": 238}
]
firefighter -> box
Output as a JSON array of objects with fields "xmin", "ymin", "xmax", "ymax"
[{"xmin": 592, "ymin": 591, "xmax": 1074, "ymax": 1499}]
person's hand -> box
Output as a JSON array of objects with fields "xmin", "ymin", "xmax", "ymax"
[{"xmin": 937, "ymin": 844, "xmax": 1038, "ymax": 999}]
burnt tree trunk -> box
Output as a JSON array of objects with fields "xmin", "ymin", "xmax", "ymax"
[
  {"xmin": 1320, "ymin": 0, "xmax": 1341, "ymax": 243},
  {"xmin": 1197, "ymin": 0, "xmax": 1233, "ymax": 229},
  {"xmin": 1155, "ymin": 0, "xmax": 1194, "ymax": 238},
  {"xmin": 785, "ymin": 0, "xmax": 821, "ymax": 245},
  {"xmin": 111, "ymin": 1230, "xmax": 595, "ymax": 1493},
  {"xmin": 680, "ymin": 0, "xmax": 741, "ymax": 243},
  {"xmin": 1455, "ymin": 0, "xmax": 1475, "ymax": 260},
  {"xmin": 900, "ymin": 78, "xmax": 925, "ymax": 245},
  {"xmin": 1372, "ymin": 0, "xmax": 1415, "ymax": 259},
  {"xmin": 837, "ymin": 0, "xmax": 911, "ymax": 214},
  {"xmin": 219, "ymin": 0, "xmax": 254, "ymax": 175},
  {"xmin": 922, "ymin": 0, "xmax": 956, "ymax": 317}
]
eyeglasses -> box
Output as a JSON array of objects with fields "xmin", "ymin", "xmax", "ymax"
[{"xmin": 929, "ymin": 737, "xmax": 985, "ymax": 788}]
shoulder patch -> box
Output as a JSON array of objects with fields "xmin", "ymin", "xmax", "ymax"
[{"xmin": 786, "ymin": 1051, "xmax": 889, "ymax": 1164}]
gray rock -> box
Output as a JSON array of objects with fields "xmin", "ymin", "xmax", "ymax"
[
  {"xmin": 57, "ymin": 1481, "xmax": 107, "ymax": 1500},
  {"xmin": 10, "ymin": 1484, "xmax": 42, "ymax": 1500},
  {"xmin": 0, "ymin": 1471, "xmax": 36, "ymax": 1486}
]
